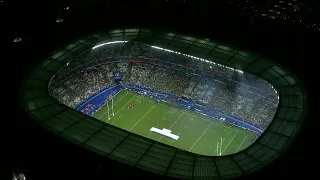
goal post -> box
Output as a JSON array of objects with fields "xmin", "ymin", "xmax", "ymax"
[
  {"xmin": 107, "ymin": 94, "xmax": 115, "ymax": 120},
  {"xmin": 111, "ymin": 94, "xmax": 115, "ymax": 116},
  {"xmin": 107, "ymin": 98, "xmax": 110, "ymax": 120},
  {"xmin": 220, "ymin": 137, "xmax": 222, "ymax": 156}
]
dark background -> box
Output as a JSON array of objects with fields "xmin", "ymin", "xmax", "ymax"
[{"xmin": 2, "ymin": 0, "xmax": 317, "ymax": 179}]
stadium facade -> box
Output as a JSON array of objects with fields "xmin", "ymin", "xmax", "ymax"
[{"xmin": 20, "ymin": 28, "xmax": 308, "ymax": 179}]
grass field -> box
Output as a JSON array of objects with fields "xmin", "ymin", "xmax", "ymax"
[{"xmin": 93, "ymin": 89, "xmax": 258, "ymax": 156}]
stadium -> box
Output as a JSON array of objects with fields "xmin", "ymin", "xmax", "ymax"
[{"xmin": 21, "ymin": 28, "xmax": 307, "ymax": 179}]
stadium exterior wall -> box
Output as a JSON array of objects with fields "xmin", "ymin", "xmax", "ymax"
[{"xmin": 21, "ymin": 28, "xmax": 308, "ymax": 179}]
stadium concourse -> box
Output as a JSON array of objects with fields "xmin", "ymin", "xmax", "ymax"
[{"xmin": 48, "ymin": 41, "xmax": 278, "ymax": 156}]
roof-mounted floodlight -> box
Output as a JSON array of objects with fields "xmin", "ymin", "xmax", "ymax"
[
  {"xmin": 13, "ymin": 37, "xmax": 22, "ymax": 43},
  {"xmin": 150, "ymin": 45, "xmax": 244, "ymax": 74},
  {"xmin": 92, "ymin": 41, "xmax": 128, "ymax": 50},
  {"xmin": 56, "ymin": 18, "xmax": 63, "ymax": 23}
]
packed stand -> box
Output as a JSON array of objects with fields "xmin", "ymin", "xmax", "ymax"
[{"xmin": 49, "ymin": 41, "xmax": 278, "ymax": 130}]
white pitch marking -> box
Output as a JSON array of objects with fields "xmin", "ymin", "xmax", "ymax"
[
  {"xmin": 98, "ymin": 93, "xmax": 128, "ymax": 119},
  {"xmin": 189, "ymin": 122, "xmax": 213, "ymax": 151},
  {"xmin": 129, "ymin": 93, "xmax": 249, "ymax": 148},
  {"xmin": 158, "ymin": 112, "xmax": 185, "ymax": 142},
  {"xmin": 213, "ymin": 149, "xmax": 217, "ymax": 155},
  {"xmin": 108, "ymin": 95, "xmax": 136, "ymax": 123},
  {"xmin": 130, "ymin": 104, "xmax": 156, "ymax": 131},
  {"xmin": 236, "ymin": 134, "xmax": 248, "ymax": 152},
  {"xmin": 133, "ymin": 95, "xmax": 247, "ymax": 135},
  {"xmin": 113, "ymin": 95, "xmax": 135, "ymax": 114},
  {"xmin": 222, "ymin": 130, "xmax": 239, "ymax": 154}
]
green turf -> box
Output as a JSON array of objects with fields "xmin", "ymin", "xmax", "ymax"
[{"xmin": 93, "ymin": 89, "xmax": 258, "ymax": 156}]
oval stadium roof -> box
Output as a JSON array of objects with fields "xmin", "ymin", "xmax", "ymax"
[{"xmin": 20, "ymin": 28, "xmax": 308, "ymax": 179}]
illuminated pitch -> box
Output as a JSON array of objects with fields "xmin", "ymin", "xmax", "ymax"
[{"xmin": 93, "ymin": 89, "xmax": 257, "ymax": 156}]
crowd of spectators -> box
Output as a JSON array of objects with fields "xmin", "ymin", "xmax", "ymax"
[{"xmin": 49, "ymin": 41, "xmax": 278, "ymax": 130}]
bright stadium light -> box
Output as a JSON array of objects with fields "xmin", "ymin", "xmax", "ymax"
[
  {"xmin": 13, "ymin": 37, "xmax": 22, "ymax": 43},
  {"xmin": 150, "ymin": 45, "xmax": 244, "ymax": 73},
  {"xmin": 92, "ymin": 41, "xmax": 128, "ymax": 50},
  {"xmin": 56, "ymin": 11, "xmax": 63, "ymax": 23},
  {"xmin": 56, "ymin": 18, "xmax": 63, "ymax": 23},
  {"xmin": 12, "ymin": 171, "xmax": 26, "ymax": 180}
]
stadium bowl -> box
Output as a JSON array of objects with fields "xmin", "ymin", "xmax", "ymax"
[{"xmin": 20, "ymin": 28, "xmax": 308, "ymax": 179}]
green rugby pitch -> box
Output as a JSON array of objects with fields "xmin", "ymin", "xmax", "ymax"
[{"xmin": 93, "ymin": 89, "xmax": 258, "ymax": 156}]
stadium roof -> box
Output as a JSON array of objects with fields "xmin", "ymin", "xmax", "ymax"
[{"xmin": 20, "ymin": 28, "xmax": 308, "ymax": 179}]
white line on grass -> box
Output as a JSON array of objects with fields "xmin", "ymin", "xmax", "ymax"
[
  {"xmin": 236, "ymin": 134, "xmax": 248, "ymax": 153},
  {"xmin": 222, "ymin": 130, "xmax": 239, "ymax": 154},
  {"xmin": 111, "ymin": 114, "xmax": 122, "ymax": 125},
  {"xmin": 107, "ymin": 95, "xmax": 136, "ymax": 122},
  {"xmin": 158, "ymin": 112, "xmax": 185, "ymax": 142},
  {"xmin": 170, "ymin": 112, "xmax": 185, "ymax": 129},
  {"xmin": 130, "ymin": 104, "xmax": 156, "ymax": 131},
  {"xmin": 114, "ymin": 91, "xmax": 129, "ymax": 104},
  {"xmin": 213, "ymin": 149, "xmax": 217, "ymax": 155},
  {"xmin": 184, "ymin": 112, "xmax": 242, "ymax": 133},
  {"xmin": 115, "ymin": 95, "xmax": 136, "ymax": 113},
  {"xmin": 132, "ymin": 95, "xmax": 247, "ymax": 135},
  {"xmin": 98, "ymin": 93, "xmax": 128, "ymax": 119},
  {"xmin": 189, "ymin": 122, "xmax": 214, "ymax": 151}
]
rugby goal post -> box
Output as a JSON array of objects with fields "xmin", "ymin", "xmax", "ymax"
[{"xmin": 106, "ymin": 94, "xmax": 115, "ymax": 120}]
